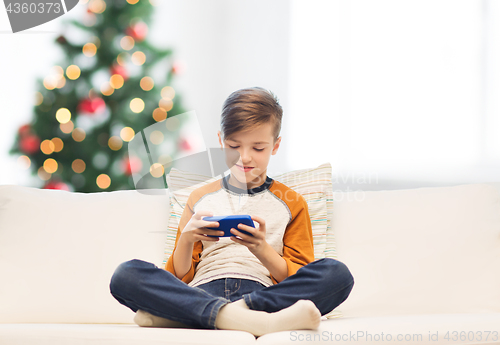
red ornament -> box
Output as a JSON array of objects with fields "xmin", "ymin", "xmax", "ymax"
[
  {"xmin": 125, "ymin": 21, "xmax": 148, "ymax": 42},
  {"xmin": 43, "ymin": 180, "xmax": 70, "ymax": 191},
  {"xmin": 179, "ymin": 137, "xmax": 192, "ymax": 151},
  {"xmin": 18, "ymin": 124, "xmax": 31, "ymax": 136},
  {"xmin": 110, "ymin": 64, "xmax": 128, "ymax": 81},
  {"xmin": 78, "ymin": 97, "xmax": 106, "ymax": 114},
  {"xmin": 122, "ymin": 156, "xmax": 142, "ymax": 176},
  {"xmin": 171, "ymin": 60, "xmax": 185, "ymax": 75},
  {"xmin": 19, "ymin": 134, "xmax": 40, "ymax": 154}
]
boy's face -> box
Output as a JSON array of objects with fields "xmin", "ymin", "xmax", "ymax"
[{"xmin": 218, "ymin": 122, "xmax": 281, "ymax": 189}]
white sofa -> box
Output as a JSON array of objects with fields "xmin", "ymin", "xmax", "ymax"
[{"xmin": 1, "ymin": 181, "xmax": 500, "ymax": 345}]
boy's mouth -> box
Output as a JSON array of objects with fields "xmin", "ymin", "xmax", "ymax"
[{"xmin": 236, "ymin": 164, "xmax": 254, "ymax": 172}]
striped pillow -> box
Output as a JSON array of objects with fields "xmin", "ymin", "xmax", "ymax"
[{"xmin": 162, "ymin": 162, "xmax": 341, "ymax": 318}]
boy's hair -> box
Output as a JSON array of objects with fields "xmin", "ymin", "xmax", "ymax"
[{"xmin": 220, "ymin": 87, "xmax": 283, "ymax": 144}]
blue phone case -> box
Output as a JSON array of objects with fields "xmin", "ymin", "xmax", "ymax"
[{"xmin": 202, "ymin": 215, "xmax": 255, "ymax": 237}]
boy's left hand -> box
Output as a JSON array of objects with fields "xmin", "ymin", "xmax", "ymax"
[{"xmin": 230, "ymin": 215, "xmax": 268, "ymax": 256}]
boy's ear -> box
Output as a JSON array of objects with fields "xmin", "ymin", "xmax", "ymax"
[
  {"xmin": 272, "ymin": 136, "xmax": 282, "ymax": 155},
  {"xmin": 217, "ymin": 131, "xmax": 223, "ymax": 149}
]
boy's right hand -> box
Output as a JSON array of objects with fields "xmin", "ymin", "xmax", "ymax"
[{"xmin": 179, "ymin": 210, "xmax": 224, "ymax": 244}]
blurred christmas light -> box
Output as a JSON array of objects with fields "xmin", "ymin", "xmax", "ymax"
[
  {"xmin": 52, "ymin": 137, "xmax": 64, "ymax": 152},
  {"xmin": 108, "ymin": 136, "xmax": 123, "ymax": 150},
  {"xmin": 56, "ymin": 108, "xmax": 71, "ymax": 124},
  {"xmin": 159, "ymin": 98, "xmax": 173, "ymax": 111},
  {"xmin": 120, "ymin": 127, "xmax": 135, "ymax": 142},
  {"xmin": 152, "ymin": 107, "xmax": 167, "ymax": 122},
  {"xmin": 72, "ymin": 128, "xmax": 86, "ymax": 142},
  {"xmin": 43, "ymin": 158, "xmax": 58, "ymax": 173},
  {"xmin": 96, "ymin": 173, "xmax": 111, "ymax": 189},
  {"xmin": 130, "ymin": 98, "xmax": 145, "ymax": 113},
  {"xmin": 60, "ymin": 121, "xmax": 74, "ymax": 134},
  {"xmin": 149, "ymin": 163, "xmax": 164, "ymax": 178},
  {"xmin": 17, "ymin": 155, "xmax": 31, "ymax": 170},
  {"xmin": 56, "ymin": 75, "xmax": 66, "ymax": 89},
  {"xmin": 72, "ymin": 159, "xmax": 86, "ymax": 173},
  {"xmin": 165, "ymin": 116, "xmax": 180, "ymax": 132},
  {"xmin": 83, "ymin": 43, "xmax": 97, "ymax": 57},
  {"xmin": 110, "ymin": 74, "xmax": 124, "ymax": 89},
  {"xmin": 117, "ymin": 52, "xmax": 129, "ymax": 66},
  {"xmin": 40, "ymin": 139, "xmax": 55, "ymax": 155},
  {"xmin": 127, "ymin": 0, "xmax": 139, "ymax": 5},
  {"xmin": 100, "ymin": 82, "xmax": 114, "ymax": 96},
  {"xmin": 140, "ymin": 76, "xmax": 154, "ymax": 91},
  {"xmin": 66, "ymin": 65, "xmax": 81, "ymax": 80},
  {"xmin": 120, "ymin": 36, "xmax": 135, "ymax": 51},
  {"xmin": 88, "ymin": 0, "xmax": 106, "ymax": 13},
  {"xmin": 131, "ymin": 51, "xmax": 146, "ymax": 65},
  {"xmin": 161, "ymin": 86, "xmax": 175, "ymax": 100},
  {"xmin": 34, "ymin": 92, "xmax": 43, "ymax": 106},
  {"xmin": 149, "ymin": 130, "xmax": 164, "ymax": 145},
  {"xmin": 37, "ymin": 166, "xmax": 51, "ymax": 181}
]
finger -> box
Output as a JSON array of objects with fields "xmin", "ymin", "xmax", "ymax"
[
  {"xmin": 250, "ymin": 215, "xmax": 262, "ymax": 228},
  {"xmin": 236, "ymin": 223, "xmax": 257, "ymax": 236},
  {"xmin": 230, "ymin": 228, "xmax": 255, "ymax": 241},
  {"xmin": 197, "ymin": 234, "xmax": 220, "ymax": 241},
  {"xmin": 199, "ymin": 228, "xmax": 225, "ymax": 237}
]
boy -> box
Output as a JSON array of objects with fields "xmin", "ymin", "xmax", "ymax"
[{"xmin": 109, "ymin": 87, "xmax": 354, "ymax": 337}]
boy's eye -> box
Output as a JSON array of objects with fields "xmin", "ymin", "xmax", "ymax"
[{"xmin": 228, "ymin": 145, "xmax": 264, "ymax": 152}]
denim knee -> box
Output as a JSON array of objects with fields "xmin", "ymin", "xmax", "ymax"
[
  {"xmin": 109, "ymin": 259, "xmax": 149, "ymax": 297},
  {"xmin": 316, "ymin": 258, "xmax": 355, "ymax": 288}
]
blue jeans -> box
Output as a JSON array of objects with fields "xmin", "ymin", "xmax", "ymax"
[{"xmin": 109, "ymin": 258, "xmax": 354, "ymax": 330}]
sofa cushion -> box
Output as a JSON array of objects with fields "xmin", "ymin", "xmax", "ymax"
[
  {"xmin": 332, "ymin": 183, "xmax": 500, "ymax": 317},
  {"xmin": 0, "ymin": 324, "xmax": 257, "ymax": 345},
  {"xmin": 0, "ymin": 185, "xmax": 170, "ymax": 324}
]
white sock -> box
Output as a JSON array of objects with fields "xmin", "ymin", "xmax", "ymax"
[
  {"xmin": 134, "ymin": 309, "xmax": 191, "ymax": 328},
  {"xmin": 215, "ymin": 299, "xmax": 321, "ymax": 337}
]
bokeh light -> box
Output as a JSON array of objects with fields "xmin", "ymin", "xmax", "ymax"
[
  {"xmin": 159, "ymin": 98, "xmax": 173, "ymax": 111},
  {"xmin": 149, "ymin": 130, "xmax": 164, "ymax": 145},
  {"xmin": 66, "ymin": 65, "xmax": 81, "ymax": 80},
  {"xmin": 37, "ymin": 166, "xmax": 51, "ymax": 181},
  {"xmin": 161, "ymin": 86, "xmax": 175, "ymax": 100},
  {"xmin": 17, "ymin": 155, "xmax": 31, "ymax": 170},
  {"xmin": 149, "ymin": 163, "xmax": 164, "ymax": 178},
  {"xmin": 130, "ymin": 98, "xmax": 145, "ymax": 113},
  {"xmin": 72, "ymin": 159, "xmax": 86, "ymax": 173},
  {"xmin": 40, "ymin": 139, "xmax": 55, "ymax": 155},
  {"xmin": 72, "ymin": 128, "xmax": 86, "ymax": 142},
  {"xmin": 120, "ymin": 127, "xmax": 135, "ymax": 142},
  {"xmin": 43, "ymin": 158, "xmax": 58, "ymax": 174},
  {"xmin": 110, "ymin": 74, "xmax": 124, "ymax": 89},
  {"xmin": 52, "ymin": 137, "xmax": 64, "ymax": 152},
  {"xmin": 140, "ymin": 76, "xmax": 154, "ymax": 91},
  {"xmin": 83, "ymin": 43, "xmax": 97, "ymax": 57},
  {"xmin": 108, "ymin": 136, "xmax": 123, "ymax": 150},
  {"xmin": 152, "ymin": 107, "xmax": 167, "ymax": 122},
  {"xmin": 120, "ymin": 36, "xmax": 135, "ymax": 50},
  {"xmin": 96, "ymin": 174, "xmax": 111, "ymax": 189},
  {"xmin": 56, "ymin": 108, "xmax": 71, "ymax": 124},
  {"xmin": 60, "ymin": 120, "xmax": 74, "ymax": 134},
  {"xmin": 131, "ymin": 51, "xmax": 146, "ymax": 65}
]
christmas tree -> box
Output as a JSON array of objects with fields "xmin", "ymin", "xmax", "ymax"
[{"xmin": 9, "ymin": 0, "xmax": 190, "ymax": 193}]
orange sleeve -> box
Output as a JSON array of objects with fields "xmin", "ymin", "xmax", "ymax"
[
  {"xmin": 270, "ymin": 194, "xmax": 315, "ymax": 284},
  {"xmin": 164, "ymin": 193, "xmax": 203, "ymax": 284}
]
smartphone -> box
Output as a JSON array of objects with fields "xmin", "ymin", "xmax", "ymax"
[{"xmin": 202, "ymin": 215, "xmax": 255, "ymax": 237}]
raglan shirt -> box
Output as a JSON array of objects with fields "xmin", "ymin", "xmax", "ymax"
[{"xmin": 165, "ymin": 174, "xmax": 315, "ymax": 287}]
